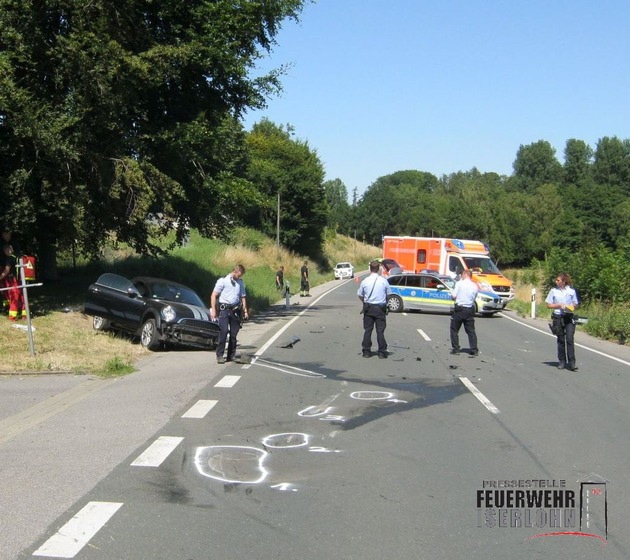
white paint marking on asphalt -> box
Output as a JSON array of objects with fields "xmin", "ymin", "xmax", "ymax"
[
  {"xmin": 32, "ymin": 501, "xmax": 123, "ymax": 558},
  {"xmin": 214, "ymin": 375, "xmax": 240, "ymax": 388},
  {"xmin": 459, "ymin": 377, "xmax": 500, "ymax": 414},
  {"xmin": 417, "ymin": 329, "xmax": 431, "ymax": 341},
  {"xmin": 182, "ymin": 399, "xmax": 218, "ymax": 418},
  {"xmin": 253, "ymin": 358, "xmax": 326, "ymax": 378},
  {"xmin": 499, "ymin": 312, "xmax": 630, "ymax": 367},
  {"xmin": 130, "ymin": 436, "xmax": 184, "ymax": 467},
  {"xmin": 243, "ymin": 281, "xmax": 348, "ymax": 369}
]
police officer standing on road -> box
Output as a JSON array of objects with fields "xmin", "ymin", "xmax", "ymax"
[
  {"xmin": 358, "ymin": 260, "xmax": 392, "ymax": 359},
  {"xmin": 545, "ymin": 272, "xmax": 579, "ymax": 371},
  {"xmin": 450, "ymin": 269, "xmax": 479, "ymax": 356},
  {"xmin": 210, "ymin": 264, "xmax": 249, "ymax": 364}
]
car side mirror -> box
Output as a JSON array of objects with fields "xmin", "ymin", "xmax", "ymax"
[{"xmin": 127, "ymin": 287, "xmax": 140, "ymax": 298}]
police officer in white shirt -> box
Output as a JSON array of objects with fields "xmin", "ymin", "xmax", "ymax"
[
  {"xmin": 210, "ymin": 264, "xmax": 249, "ymax": 364},
  {"xmin": 357, "ymin": 260, "xmax": 392, "ymax": 358},
  {"xmin": 545, "ymin": 272, "xmax": 579, "ymax": 371},
  {"xmin": 450, "ymin": 269, "xmax": 479, "ymax": 356}
]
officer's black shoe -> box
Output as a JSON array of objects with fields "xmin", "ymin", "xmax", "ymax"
[
  {"xmin": 378, "ymin": 352, "xmax": 388, "ymax": 359},
  {"xmin": 217, "ymin": 357, "xmax": 226, "ymax": 364},
  {"xmin": 362, "ymin": 351, "xmax": 371, "ymax": 358},
  {"xmin": 557, "ymin": 362, "xmax": 566, "ymax": 370},
  {"xmin": 470, "ymin": 350, "xmax": 479, "ymax": 357},
  {"xmin": 567, "ymin": 363, "xmax": 578, "ymax": 371},
  {"xmin": 450, "ymin": 348, "xmax": 460, "ymax": 355}
]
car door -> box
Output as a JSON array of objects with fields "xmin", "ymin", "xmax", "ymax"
[
  {"xmin": 398, "ymin": 274, "xmax": 429, "ymax": 311},
  {"xmin": 85, "ymin": 273, "xmax": 142, "ymax": 331},
  {"xmin": 420, "ymin": 274, "xmax": 453, "ymax": 312},
  {"xmin": 397, "ymin": 275, "xmax": 422, "ymax": 310}
]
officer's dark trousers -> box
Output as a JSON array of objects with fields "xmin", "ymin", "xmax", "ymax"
[
  {"xmin": 362, "ymin": 304, "xmax": 388, "ymax": 354},
  {"xmin": 553, "ymin": 315, "xmax": 576, "ymax": 367},
  {"xmin": 217, "ymin": 309, "xmax": 241, "ymax": 360},
  {"xmin": 450, "ymin": 306, "xmax": 478, "ymax": 352}
]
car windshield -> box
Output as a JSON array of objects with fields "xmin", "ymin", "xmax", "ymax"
[
  {"xmin": 336, "ymin": 263, "xmax": 351, "ymax": 268},
  {"xmin": 149, "ymin": 282, "xmax": 205, "ymax": 306},
  {"xmin": 462, "ymin": 257, "xmax": 500, "ymax": 274}
]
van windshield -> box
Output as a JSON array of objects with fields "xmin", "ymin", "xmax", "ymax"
[{"xmin": 462, "ymin": 257, "xmax": 500, "ymax": 274}]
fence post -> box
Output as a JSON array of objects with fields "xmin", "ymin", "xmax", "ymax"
[{"xmin": 531, "ymin": 288, "xmax": 537, "ymax": 319}]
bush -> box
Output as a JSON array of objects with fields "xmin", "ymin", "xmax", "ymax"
[{"xmin": 584, "ymin": 303, "xmax": 630, "ymax": 344}]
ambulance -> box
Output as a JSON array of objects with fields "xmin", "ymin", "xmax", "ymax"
[{"xmin": 382, "ymin": 236, "xmax": 514, "ymax": 303}]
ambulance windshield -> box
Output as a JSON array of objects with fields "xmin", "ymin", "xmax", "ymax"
[{"xmin": 462, "ymin": 257, "xmax": 500, "ymax": 274}]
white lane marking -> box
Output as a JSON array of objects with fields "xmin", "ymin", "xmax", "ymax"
[
  {"xmin": 243, "ymin": 282, "xmax": 348, "ymax": 369},
  {"xmin": 417, "ymin": 329, "xmax": 431, "ymax": 341},
  {"xmin": 182, "ymin": 399, "xmax": 218, "ymax": 419},
  {"xmin": 499, "ymin": 312, "xmax": 630, "ymax": 367},
  {"xmin": 32, "ymin": 501, "xmax": 123, "ymax": 558},
  {"xmin": 459, "ymin": 377, "xmax": 500, "ymax": 414},
  {"xmin": 130, "ymin": 436, "xmax": 184, "ymax": 467},
  {"xmin": 214, "ymin": 375, "xmax": 240, "ymax": 388}
]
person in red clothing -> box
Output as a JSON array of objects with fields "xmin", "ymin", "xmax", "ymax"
[{"xmin": 0, "ymin": 244, "xmax": 25, "ymax": 320}]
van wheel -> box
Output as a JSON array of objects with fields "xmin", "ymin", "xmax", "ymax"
[
  {"xmin": 387, "ymin": 295, "xmax": 404, "ymax": 313},
  {"xmin": 140, "ymin": 318, "xmax": 161, "ymax": 350}
]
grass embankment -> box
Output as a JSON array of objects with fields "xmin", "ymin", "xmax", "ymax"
[{"xmin": 0, "ymin": 229, "xmax": 378, "ymax": 376}]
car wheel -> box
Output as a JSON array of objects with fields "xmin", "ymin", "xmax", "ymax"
[
  {"xmin": 387, "ymin": 295, "xmax": 404, "ymax": 313},
  {"xmin": 140, "ymin": 318, "xmax": 161, "ymax": 350},
  {"xmin": 92, "ymin": 316, "xmax": 109, "ymax": 331}
]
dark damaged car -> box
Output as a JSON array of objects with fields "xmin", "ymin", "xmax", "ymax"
[{"xmin": 84, "ymin": 273, "xmax": 220, "ymax": 350}]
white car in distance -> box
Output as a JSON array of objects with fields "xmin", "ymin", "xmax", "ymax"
[{"xmin": 334, "ymin": 262, "xmax": 354, "ymax": 279}]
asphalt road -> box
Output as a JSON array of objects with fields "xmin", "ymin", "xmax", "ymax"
[{"xmin": 2, "ymin": 277, "xmax": 630, "ymax": 559}]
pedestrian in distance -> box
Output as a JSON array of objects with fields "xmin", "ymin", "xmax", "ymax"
[
  {"xmin": 357, "ymin": 260, "xmax": 392, "ymax": 359},
  {"xmin": 545, "ymin": 273, "xmax": 579, "ymax": 371},
  {"xmin": 210, "ymin": 264, "xmax": 249, "ymax": 364},
  {"xmin": 276, "ymin": 266, "xmax": 284, "ymax": 291},
  {"xmin": 300, "ymin": 260, "xmax": 310, "ymax": 296},
  {"xmin": 450, "ymin": 269, "xmax": 479, "ymax": 356}
]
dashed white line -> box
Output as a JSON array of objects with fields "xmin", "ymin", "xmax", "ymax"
[
  {"xmin": 130, "ymin": 436, "xmax": 184, "ymax": 467},
  {"xmin": 182, "ymin": 399, "xmax": 218, "ymax": 419},
  {"xmin": 214, "ymin": 375, "xmax": 241, "ymax": 388},
  {"xmin": 459, "ymin": 377, "xmax": 500, "ymax": 414},
  {"xmin": 32, "ymin": 501, "xmax": 123, "ymax": 558},
  {"xmin": 417, "ymin": 329, "xmax": 431, "ymax": 341}
]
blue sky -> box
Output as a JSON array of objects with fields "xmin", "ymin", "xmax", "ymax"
[{"xmin": 243, "ymin": 0, "xmax": 630, "ymax": 196}]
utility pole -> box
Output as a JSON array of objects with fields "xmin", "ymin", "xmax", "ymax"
[{"xmin": 276, "ymin": 191, "xmax": 280, "ymax": 247}]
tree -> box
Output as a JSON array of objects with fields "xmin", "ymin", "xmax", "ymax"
[
  {"xmin": 592, "ymin": 136, "xmax": 630, "ymax": 193},
  {"xmin": 353, "ymin": 170, "xmax": 439, "ymax": 245},
  {"xmin": 510, "ymin": 140, "xmax": 563, "ymax": 192},
  {"xmin": 245, "ymin": 119, "xmax": 327, "ymax": 258},
  {"xmin": 0, "ymin": 0, "xmax": 306, "ymax": 276},
  {"xmin": 563, "ymin": 139, "xmax": 593, "ymax": 185},
  {"xmin": 324, "ymin": 178, "xmax": 352, "ymax": 234}
]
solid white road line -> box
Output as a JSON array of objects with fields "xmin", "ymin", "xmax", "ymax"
[
  {"xmin": 182, "ymin": 399, "xmax": 218, "ymax": 419},
  {"xmin": 130, "ymin": 436, "xmax": 184, "ymax": 467},
  {"xmin": 459, "ymin": 377, "xmax": 500, "ymax": 414},
  {"xmin": 417, "ymin": 329, "xmax": 431, "ymax": 341},
  {"xmin": 500, "ymin": 312, "xmax": 630, "ymax": 368},
  {"xmin": 214, "ymin": 375, "xmax": 240, "ymax": 388},
  {"xmin": 32, "ymin": 501, "xmax": 123, "ymax": 558}
]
